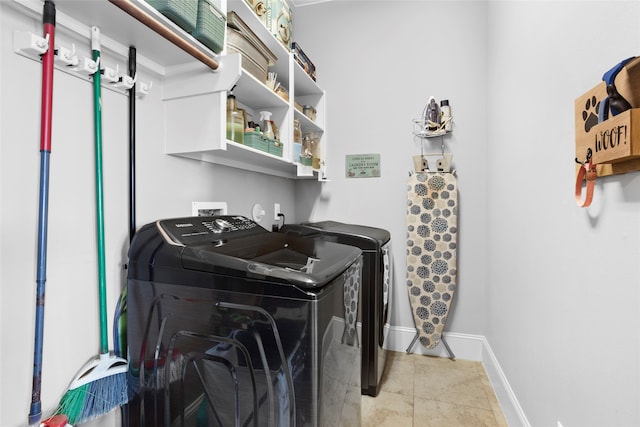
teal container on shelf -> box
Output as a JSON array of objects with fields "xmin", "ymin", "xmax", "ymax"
[
  {"xmin": 299, "ymin": 155, "xmax": 313, "ymax": 166},
  {"xmin": 269, "ymin": 139, "xmax": 283, "ymax": 157},
  {"xmin": 147, "ymin": 0, "xmax": 198, "ymax": 33},
  {"xmin": 244, "ymin": 131, "xmax": 269, "ymax": 152},
  {"xmin": 193, "ymin": 0, "xmax": 226, "ymax": 53}
]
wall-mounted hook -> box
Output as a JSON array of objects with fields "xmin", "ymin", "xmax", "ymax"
[
  {"xmin": 136, "ymin": 79, "xmax": 152, "ymax": 98},
  {"xmin": 69, "ymin": 56, "xmax": 98, "ymax": 76},
  {"xmin": 13, "ymin": 31, "xmax": 140, "ymax": 97},
  {"xmin": 36, "ymin": 33, "xmax": 49, "ymax": 53},
  {"xmin": 92, "ymin": 56, "xmax": 101, "ymax": 74},
  {"xmin": 437, "ymin": 153, "xmax": 453, "ymax": 173},
  {"xmin": 13, "ymin": 31, "xmax": 49, "ymax": 56},
  {"xmin": 102, "ymin": 63, "xmax": 120, "ymax": 83},
  {"xmin": 112, "ymin": 71, "xmax": 136, "ymax": 90},
  {"xmin": 412, "ymin": 155, "xmax": 429, "ymax": 173},
  {"xmin": 54, "ymin": 43, "xmax": 78, "ymax": 67},
  {"xmin": 575, "ymin": 147, "xmax": 593, "ymax": 165},
  {"xmin": 319, "ymin": 161, "xmax": 330, "ymax": 181}
]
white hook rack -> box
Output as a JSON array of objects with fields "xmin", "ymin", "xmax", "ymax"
[
  {"xmin": 136, "ymin": 80, "xmax": 152, "ymax": 98},
  {"xmin": 102, "ymin": 63, "xmax": 120, "ymax": 83},
  {"xmin": 69, "ymin": 56, "xmax": 98, "ymax": 76},
  {"xmin": 54, "ymin": 43, "xmax": 78, "ymax": 67},
  {"xmin": 112, "ymin": 73, "xmax": 136, "ymax": 90},
  {"xmin": 12, "ymin": 30, "xmax": 152, "ymax": 98},
  {"xmin": 13, "ymin": 31, "xmax": 49, "ymax": 55}
]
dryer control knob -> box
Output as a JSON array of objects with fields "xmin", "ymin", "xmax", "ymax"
[{"xmin": 214, "ymin": 218, "xmax": 233, "ymax": 231}]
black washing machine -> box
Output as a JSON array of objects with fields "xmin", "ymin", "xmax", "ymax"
[
  {"xmin": 126, "ymin": 215, "xmax": 362, "ymax": 427},
  {"xmin": 280, "ymin": 221, "xmax": 392, "ymax": 397}
]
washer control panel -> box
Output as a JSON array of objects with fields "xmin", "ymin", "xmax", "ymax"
[{"xmin": 157, "ymin": 215, "xmax": 265, "ymax": 246}]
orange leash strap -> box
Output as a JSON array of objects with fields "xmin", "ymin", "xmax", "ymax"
[{"xmin": 575, "ymin": 149, "xmax": 596, "ymax": 207}]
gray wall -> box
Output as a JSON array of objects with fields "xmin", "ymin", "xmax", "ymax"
[
  {"xmin": 294, "ymin": 0, "xmax": 489, "ymax": 337},
  {"xmin": 294, "ymin": 1, "xmax": 640, "ymax": 426},
  {"xmin": 485, "ymin": 1, "xmax": 640, "ymax": 426},
  {"xmin": 2, "ymin": 1, "xmax": 640, "ymax": 426}
]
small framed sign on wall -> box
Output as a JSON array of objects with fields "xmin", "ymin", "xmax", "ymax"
[{"xmin": 346, "ymin": 154, "xmax": 381, "ymax": 178}]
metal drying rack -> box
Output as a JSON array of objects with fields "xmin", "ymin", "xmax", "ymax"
[{"xmin": 411, "ymin": 117, "xmax": 455, "ymax": 175}]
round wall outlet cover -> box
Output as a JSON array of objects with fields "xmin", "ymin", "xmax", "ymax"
[{"xmin": 252, "ymin": 203, "xmax": 265, "ymax": 222}]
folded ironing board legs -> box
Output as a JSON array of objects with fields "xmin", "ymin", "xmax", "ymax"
[{"xmin": 406, "ymin": 330, "xmax": 455, "ymax": 360}]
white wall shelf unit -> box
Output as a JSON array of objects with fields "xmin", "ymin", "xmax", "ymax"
[
  {"xmin": 220, "ymin": 0, "xmax": 328, "ymax": 180},
  {"xmin": 162, "ymin": 0, "xmax": 328, "ymax": 180},
  {"xmin": 9, "ymin": 0, "xmax": 327, "ymax": 180}
]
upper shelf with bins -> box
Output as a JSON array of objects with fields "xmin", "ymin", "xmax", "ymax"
[
  {"xmin": 13, "ymin": 0, "xmax": 326, "ymax": 179},
  {"xmin": 24, "ymin": 0, "xmax": 218, "ymax": 73},
  {"xmin": 227, "ymin": 1, "xmax": 290, "ymax": 87},
  {"xmin": 227, "ymin": 0, "xmax": 324, "ymax": 99},
  {"xmin": 224, "ymin": 0, "xmax": 326, "ymax": 177},
  {"xmin": 159, "ymin": 0, "xmax": 326, "ymax": 179}
]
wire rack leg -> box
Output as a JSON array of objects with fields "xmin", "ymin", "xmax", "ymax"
[
  {"xmin": 441, "ymin": 334, "xmax": 456, "ymax": 360},
  {"xmin": 406, "ymin": 332, "xmax": 419, "ymax": 353}
]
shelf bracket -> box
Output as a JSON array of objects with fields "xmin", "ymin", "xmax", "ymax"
[{"xmin": 162, "ymin": 54, "xmax": 242, "ymax": 101}]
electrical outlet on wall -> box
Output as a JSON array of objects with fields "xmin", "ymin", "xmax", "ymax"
[{"xmin": 274, "ymin": 203, "xmax": 281, "ymax": 220}]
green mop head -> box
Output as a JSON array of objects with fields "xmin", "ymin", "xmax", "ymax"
[{"xmin": 56, "ymin": 353, "xmax": 128, "ymax": 425}]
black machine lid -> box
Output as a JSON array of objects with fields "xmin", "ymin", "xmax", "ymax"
[
  {"xmin": 281, "ymin": 221, "xmax": 390, "ymax": 251},
  {"xmin": 129, "ymin": 216, "xmax": 361, "ymax": 289}
]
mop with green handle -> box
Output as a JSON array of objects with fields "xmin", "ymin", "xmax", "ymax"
[{"xmin": 56, "ymin": 26, "xmax": 128, "ymax": 425}]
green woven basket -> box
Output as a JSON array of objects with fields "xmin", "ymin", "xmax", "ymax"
[
  {"xmin": 268, "ymin": 139, "xmax": 283, "ymax": 157},
  {"xmin": 299, "ymin": 155, "xmax": 313, "ymax": 166},
  {"xmin": 193, "ymin": 0, "xmax": 226, "ymax": 53},
  {"xmin": 148, "ymin": 0, "xmax": 198, "ymax": 33},
  {"xmin": 244, "ymin": 131, "xmax": 269, "ymax": 152}
]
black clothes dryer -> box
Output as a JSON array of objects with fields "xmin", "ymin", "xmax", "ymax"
[
  {"xmin": 280, "ymin": 221, "xmax": 393, "ymax": 397},
  {"xmin": 126, "ymin": 216, "xmax": 363, "ymax": 427}
]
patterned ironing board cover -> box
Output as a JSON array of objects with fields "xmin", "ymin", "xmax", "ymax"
[
  {"xmin": 406, "ymin": 172, "xmax": 458, "ymax": 349},
  {"xmin": 342, "ymin": 257, "xmax": 362, "ymax": 346}
]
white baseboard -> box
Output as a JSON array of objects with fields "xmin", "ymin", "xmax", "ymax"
[
  {"xmin": 384, "ymin": 325, "xmax": 530, "ymax": 427},
  {"xmin": 480, "ymin": 336, "xmax": 531, "ymax": 427}
]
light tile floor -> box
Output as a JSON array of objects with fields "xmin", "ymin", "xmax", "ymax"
[{"xmin": 361, "ymin": 351, "xmax": 508, "ymax": 427}]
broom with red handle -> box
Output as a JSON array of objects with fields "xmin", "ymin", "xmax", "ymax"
[{"xmin": 29, "ymin": 1, "xmax": 56, "ymax": 425}]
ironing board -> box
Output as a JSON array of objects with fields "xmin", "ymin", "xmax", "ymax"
[
  {"xmin": 342, "ymin": 257, "xmax": 362, "ymax": 346},
  {"xmin": 406, "ymin": 171, "xmax": 457, "ymax": 358}
]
